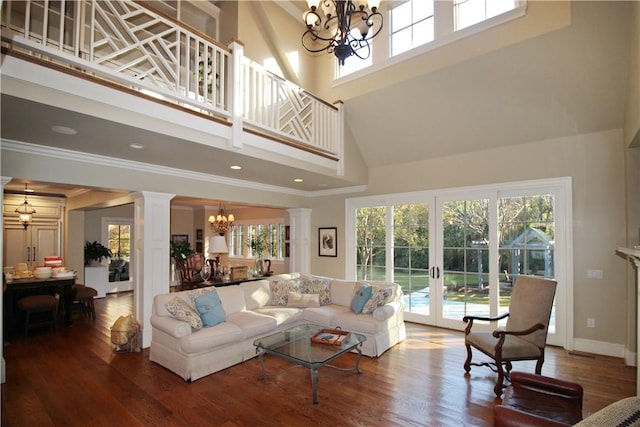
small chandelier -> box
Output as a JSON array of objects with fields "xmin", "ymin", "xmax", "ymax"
[
  {"xmin": 208, "ymin": 203, "xmax": 234, "ymax": 236},
  {"xmin": 15, "ymin": 184, "xmax": 36, "ymax": 229},
  {"xmin": 302, "ymin": 0, "xmax": 383, "ymax": 65}
]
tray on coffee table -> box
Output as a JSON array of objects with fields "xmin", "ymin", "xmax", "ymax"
[{"xmin": 310, "ymin": 328, "xmax": 350, "ymax": 346}]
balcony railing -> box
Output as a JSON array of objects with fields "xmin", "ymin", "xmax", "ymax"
[{"xmin": 1, "ymin": 0, "xmax": 341, "ymax": 160}]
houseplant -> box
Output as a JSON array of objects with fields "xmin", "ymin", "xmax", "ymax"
[
  {"xmin": 84, "ymin": 240, "xmax": 113, "ymax": 266},
  {"xmin": 170, "ymin": 239, "xmax": 195, "ymax": 263},
  {"xmin": 247, "ymin": 230, "xmax": 269, "ymax": 275}
]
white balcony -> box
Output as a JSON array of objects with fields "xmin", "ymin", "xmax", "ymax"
[{"xmin": 0, "ymin": 0, "xmax": 343, "ymax": 171}]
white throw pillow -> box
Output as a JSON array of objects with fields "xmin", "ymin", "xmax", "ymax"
[{"xmin": 287, "ymin": 291, "xmax": 320, "ymax": 308}]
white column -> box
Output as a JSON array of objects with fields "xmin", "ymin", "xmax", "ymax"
[
  {"xmin": 287, "ymin": 208, "xmax": 311, "ymax": 274},
  {"xmin": 132, "ymin": 191, "xmax": 175, "ymax": 348},
  {"xmin": 1, "ymin": 176, "xmax": 12, "ymax": 384}
]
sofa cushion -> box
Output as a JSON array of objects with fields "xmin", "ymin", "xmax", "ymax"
[
  {"xmin": 254, "ymin": 307, "xmax": 304, "ymax": 327},
  {"xmin": 226, "ymin": 311, "xmax": 277, "ymax": 339},
  {"xmin": 195, "ymin": 290, "xmax": 226, "ymax": 327},
  {"xmin": 301, "ymin": 274, "xmax": 332, "ymax": 305},
  {"xmin": 216, "ymin": 285, "xmax": 247, "ymax": 314},
  {"xmin": 165, "ymin": 297, "xmax": 203, "ymax": 329},
  {"xmin": 287, "ymin": 291, "xmax": 320, "ymax": 308},
  {"xmin": 330, "ymin": 280, "xmax": 357, "ymax": 307},
  {"xmin": 303, "ymin": 304, "xmax": 350, "ymax": 325},
  {"xmin": 240, "ymin": 280, "xmax": 271, "ymax": 310},
  {"xmin": 351, "ymin": 283, "xmax": 374, "ymax": 314},
  {"xmin": 361, "ymin": 284, "xmax": 395, "ymax": 314},
  {"xmin": 179, "ymin": 322, "xmax": 243, "ymax": 354},
  {"xmin": 269, "ymin": 276, "xmax": 301, "ymax": 306}
]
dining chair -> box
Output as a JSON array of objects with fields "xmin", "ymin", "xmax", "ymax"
[{"xmin": 17, "ymin": 294, "xmax": 59, "ymax": 337}]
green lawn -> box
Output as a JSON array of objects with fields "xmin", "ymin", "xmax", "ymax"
[{"xmin": 361, "ymin": 269, "xmax": 511, "ymax": 305}]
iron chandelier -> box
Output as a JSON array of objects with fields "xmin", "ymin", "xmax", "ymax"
[{"xmin": 302, "ymin": 0, "xmax": 383, "ymax": 65}]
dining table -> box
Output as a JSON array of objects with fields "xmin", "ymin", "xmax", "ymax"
[{"xmin": 4, "ymin": 276, "xmax": 77, "ymax": 335}]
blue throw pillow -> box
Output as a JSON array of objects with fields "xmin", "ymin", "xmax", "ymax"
[
  {"xmin": 351, "ymin": 283, "xmax": 373, "ymax": 314},
  {"xmin": 195, "ymin": 290, "xmax": 226, "ymax": 327}
]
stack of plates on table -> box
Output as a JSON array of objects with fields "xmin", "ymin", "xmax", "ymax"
[
  {"xmin": 53, "ymin": 269, "xmax": 75, "ymax": 279},
  {"xmin": 34, "ymin": 266, "xmax": 53, "ymax": 279}
]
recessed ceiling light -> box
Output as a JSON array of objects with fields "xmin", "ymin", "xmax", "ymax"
[
  {"xmin": 51, "ymin": 125, "xmax": 77, "ymax": 135},
  {"xmin": 230, "ymin": 165, "xmax": 242, "ymax": 170},
  {"xmin": 294, "ymin": 178, "xmax": 304, "ymax": 183},
  {"xmin": 129, "ymin": 143, "xmax": 144, "ymax": 149}
]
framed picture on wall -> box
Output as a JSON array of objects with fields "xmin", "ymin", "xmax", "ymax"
[
  {"xmin": 171, "ymin": 234, "xmax": 189, "ymax": 244},
  {"xmin": 196, "ymin": 229, "xmax": 203, "ymax": 241},
  {"xmin": 195, "ymin": 241, "xmax": 203, "ymax": 253},
  {"xmin": 318, "ymin": 227, "xmax": 337, "ymax": 257}
]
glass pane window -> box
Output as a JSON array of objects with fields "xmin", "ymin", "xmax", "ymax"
[
  {"xmin": 107, "ymin": 223, "xmax": 131, "ymax": 283},
  {"xmin": 498, "ymin": 194, "xmax": 556, "ymax": 331},
  {"xmin": 390, "ymin": 0, "xmax": 435, "ymax": 57},
  {"xmin": 441, "ymin": 199, "xmax": 490, "ymax": 318},
  {"xmin": 454, "ymin": 0, "xmax": 517, "ymax": 31},
  {"xmin": 393, "ymin": 203, "xmax": 430, "ymax": 315},
  {"xmin": 356, "ymin": 206, "xmax": 387, "ymax": 281}
]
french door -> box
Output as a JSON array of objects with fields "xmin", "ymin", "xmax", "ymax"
[{"xmin": 348, "ymin": 178, "xmax": 571, "ymax": 347}]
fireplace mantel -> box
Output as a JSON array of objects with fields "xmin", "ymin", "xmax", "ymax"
[{"xmin": 617, "ymin": 246, "xmax": 640, "ymax": 395}]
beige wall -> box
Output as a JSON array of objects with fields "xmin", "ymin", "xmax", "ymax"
[{"xmin": 624, "ymin": 1, "xmax": 640, "ymax": 148}]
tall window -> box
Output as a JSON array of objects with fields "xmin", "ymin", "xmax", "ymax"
[
  {"xmin": 346, "ymin": 177, "xmax": 571, "ymax": 347},
  {"xmin": 229, "ymin": 222, "xmax": 284, "ymax": 260},
  {"xmin": 393, "ymin": 203, "xmax": 430, "ymax": 314},
  {"xmin": 105, "ymin": 220, "xmax": 132, "ymax": 283},
  {"xmin": 390, "ymin": 0, "xmax": 435, "ymax": 57},
  {"xmin": 356, "ymin": 206, "xmax": 386, "ymax": 280}
]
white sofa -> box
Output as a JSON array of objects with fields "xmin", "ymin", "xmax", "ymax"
[{"xmin": 149, "ymin": 273, "xmax": 406, "ymax": 381}]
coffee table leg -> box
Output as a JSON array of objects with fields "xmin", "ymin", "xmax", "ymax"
[
  {"xmin": 355, "ymin": 345, "xmax": 363, "ymax": 374},
  {"xmin": 257, "ymin": 350, "xmax": 267, "ymax": 380},
  {"xmin": 311, "ymin": 366, "xmax": 319, "ymax": 404}
]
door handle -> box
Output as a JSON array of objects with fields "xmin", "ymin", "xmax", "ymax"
[{"xmin": 436, "ymin": 266, "xmax": 440, "ymax": 279}]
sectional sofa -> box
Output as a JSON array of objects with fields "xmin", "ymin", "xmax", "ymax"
[{"xmin": 149, "ymin": 273, "xmax": 406, "ymax": 381}]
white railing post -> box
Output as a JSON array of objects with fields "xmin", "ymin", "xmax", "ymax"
[
  {"xmin": 229, "ymin": 39, "xmax": 244, "ymax": 150},
  {"xmin": 336, "ymin": 100, "xmax": 345, "ymax": 177}
]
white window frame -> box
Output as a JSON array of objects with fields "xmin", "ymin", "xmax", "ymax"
[
  {"xmin": 335, "ymin": 0, "xmax": 527, "ymax": 84},
  {"xmin": 345, "ymin": 177, "xmax": 573, "ymax": 349}
]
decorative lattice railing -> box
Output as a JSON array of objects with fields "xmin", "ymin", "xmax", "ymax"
[{"xmin": 1, "ymin": 0, "xmax": 341, "ymax": 159}]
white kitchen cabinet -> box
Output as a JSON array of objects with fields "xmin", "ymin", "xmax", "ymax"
[{"xmin": 3, "ymin": 194, "xmax": 65, "ymax": 269}]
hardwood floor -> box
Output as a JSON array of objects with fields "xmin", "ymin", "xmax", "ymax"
[{"xmin": 2, "ymin": 292, "xmax": 636, "ymax": 426}]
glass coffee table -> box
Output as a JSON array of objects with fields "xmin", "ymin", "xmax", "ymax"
[{"xmin": 253, "ymin": 324, "xmax": 366, "ymax": 404}]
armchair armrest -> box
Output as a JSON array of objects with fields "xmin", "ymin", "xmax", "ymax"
[
  {"xmin": 494, "ymin": 406, "xmax": 571, "ymax": 427},
  {"xmin": 493, "ymin": 323, "xmax": 545, "ymax": 339},
  {"xmin": 510, "ymin": 372, "xmax": 583, "ymax": 398},
  {"xmin": 463, "ymin": 312, "xmax": 509, "ymax": 334},
  {"xmin": 150, "ymin": 314, "xmax": 192, "ymax": 338}
]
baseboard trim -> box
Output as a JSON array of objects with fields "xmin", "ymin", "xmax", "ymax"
[{"xmin": 573, "ymin": 338, "xmax": 626, "ymax": 359}]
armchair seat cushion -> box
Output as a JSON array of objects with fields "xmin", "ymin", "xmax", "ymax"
[{"xmin": 466, "ymin": 332, "xmax": 542, "ymax": 359}]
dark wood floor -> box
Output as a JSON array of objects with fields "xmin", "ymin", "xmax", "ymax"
[{"xmin": 2, "ymin": 292, "xmax": 636, "ymax": 426}]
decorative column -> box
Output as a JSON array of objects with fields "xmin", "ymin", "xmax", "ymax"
[
  {"xmin": 132, "ymin": 191, "xmax": 175, "ymax": 348},
  {"xmin": 287, "ymin": 208, "xmax": 311, "ymax": 275},
  {"xmin": 617, "ymin": 246, "xmax": 640, "ymax": 395}
]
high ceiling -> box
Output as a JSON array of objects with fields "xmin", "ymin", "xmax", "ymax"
[{"xmin": 1, "ymin": 1, "xmax": 633, "ymax": 204}]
